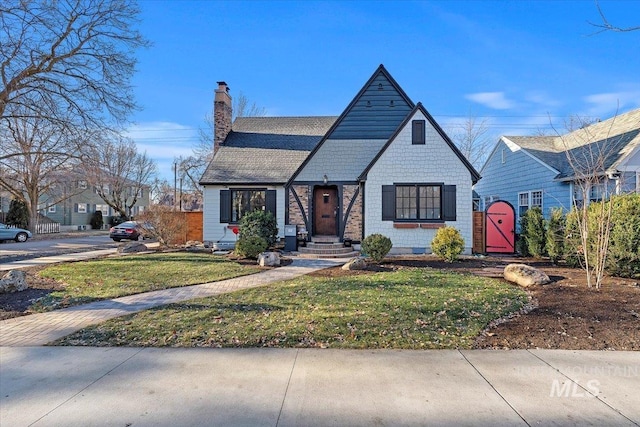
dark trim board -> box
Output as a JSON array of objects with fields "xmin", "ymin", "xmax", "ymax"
[{"xmin": 289, "ymin": 180, "xmax": 360, "ymax": 186}]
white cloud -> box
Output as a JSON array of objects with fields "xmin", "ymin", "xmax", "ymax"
[
  {"xmin": 583, "ymin": 90, "xmax": 640, "ymax": 118},
  {"xmin": 465, "ymin": 92, "xmax": 515, "ymax": 110}
]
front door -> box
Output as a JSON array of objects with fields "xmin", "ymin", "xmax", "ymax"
[
  {"xmin": 485, "ymin": 200, "xmax": 516, "ymax": 253},
  {"xmin": 313, "ymin": 186, "xmax": 338, "ymax": 236}
]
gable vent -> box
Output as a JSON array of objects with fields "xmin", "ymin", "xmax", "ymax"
[{"xmin": 378, "ymin": 83, "xmax": 383, "ymax": 90}]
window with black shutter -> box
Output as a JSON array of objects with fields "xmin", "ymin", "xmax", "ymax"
[
  {"xmin": 412, "ymin": 120, "xmax": 425, "ymax": 145},
  {"xmin": 220, "ymin": 188, "xmax": 274, "ymax": 223},
  {"xmin": 381, "ymin": 184, "xmax": 456, "ymax": 222}
]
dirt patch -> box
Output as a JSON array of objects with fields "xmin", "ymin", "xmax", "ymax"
[
  {"xmin": 309, "ymin": 255, "xmax": 640, "ymax": 351},
  {"xmin": 0, "ymin": 267, "xmax": 64, "ymax": 320}
]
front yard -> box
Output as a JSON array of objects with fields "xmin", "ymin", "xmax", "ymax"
[
  {"xmin": 2, "ymin": 253, "xmax": 260, "ymax": 316},
  {"xmin": 53, "ymin": 266, "xmax": 528, "ymax": 349},
  {"xmin": 3, "ymin": 252, "xmax": 638, "ymax": 350}
]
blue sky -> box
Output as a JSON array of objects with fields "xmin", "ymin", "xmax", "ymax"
[{"xmin": 127, "ymin": 0, "xmax": 640, "ymax": 181}]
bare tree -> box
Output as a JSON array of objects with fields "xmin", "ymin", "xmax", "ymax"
[
  {"xmin": 0, "ymin": 114, "xmax": 84, "ymax": 231},
  {"xmin": 0, "ymin": 0, "xmax": 149, "ymax": 129},
  {"xmin": 85, "ymin": 136, "xmax": 157, "ymax": 219},
  {"xmin": 590, "ymin": 1, "xmax": 640, "ymax": 33},
  {"xmin": 178, "ymin": 92, "xmax": 266, "ymax": 197},
  {"xmin": 555, "ymin": 114, "xmax": 621, "ymax": 289},
  {"xmin": 233, "ymin": 91, "xmax": 267, "ymax": 119},
  {"xmin": 447, "ymin": 115, "xmax": 492, "ymax": 168}
]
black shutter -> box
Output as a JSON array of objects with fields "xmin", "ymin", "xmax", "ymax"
[
  {"xmin": 412, "ymin": 120, "xmax": 425, "ymax": 145},
  {"xmin": 74, "ymin": 203, "xmax": 78, "ymax": 213},
  {"xmin": 265, "ymin": 190, "xmax": 276, "ymax": 218},
  {"xmin": 382, "ymin": 185, "xmax": 395, "ymax": 221},
  {"xmin": 443, "ymin": 185, "xmax": 456, "ymax": 221},
  {"xmin": 220, "ymin": 190, "xmax": 230, "ymax": 223}
]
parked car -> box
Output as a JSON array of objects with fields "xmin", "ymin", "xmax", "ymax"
[
  {"xmin": 109, "ymin": 221, "xmax": 151, "ymax": 242},
  {"xmin": 0, "ymin": 223, "xmax": 33, "ymax": 243}
]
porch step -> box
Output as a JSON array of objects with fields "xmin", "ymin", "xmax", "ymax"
[
  {"xmin": 297, "ymin": 242, "xmax": 360, "ymax": 258},
  {"xmin": 297, "ymin": 250, "xmax": 361, "ymax": 259},
  {"xmin": 310, "ymin": 236, "xmax": 340, "ymax": 243}
]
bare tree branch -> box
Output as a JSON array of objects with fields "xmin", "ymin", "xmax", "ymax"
[
  {"xmin": 589, "ymin": 0, "xmax": 640, "ymax": 34},
  {"xmin": 0, "ymin": 0, "xmax": 149, "ymax": 130},
  {"xmin": 84, "ymin": 136, "xmax": 157, "ymax": 219}
]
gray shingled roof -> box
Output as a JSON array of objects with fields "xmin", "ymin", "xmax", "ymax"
[
  {"xmin": 200, "ymin": 116, "xmax": 337, "ymax": 184},
  {"xmin": 504, "ymin": 108, "xmax": 640, "ymax": 181}
]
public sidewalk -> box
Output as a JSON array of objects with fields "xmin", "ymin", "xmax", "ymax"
[
  {"xmin": 1, "ymin": 347, "xmax": 638, "ymax": 426},
  {"xmin": 0, "ymin": 258, "xmax": 341, "ymax": 346}
]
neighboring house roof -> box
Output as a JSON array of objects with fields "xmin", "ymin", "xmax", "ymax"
[
  {"xmin": 200, "ymin": 116, "xmax": 337, "ymax": 184},
  {"xmin": 502, "ymin": 108, "xmax": 640, "ymax": 181}
]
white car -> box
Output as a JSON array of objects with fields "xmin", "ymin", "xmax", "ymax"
[{"xmin": 0, "ymin": 223, "xmax": 33, "ymax": 243}]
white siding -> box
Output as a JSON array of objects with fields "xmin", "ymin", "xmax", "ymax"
[
  {"xmin": 295, "ymin": 139, "xmax": 387, "ymax": 182},
  {"xmin": 202, "ymin": 184, "xmax": 286, "ymax": 244},
  {"xmin": 365, "ymin": 111, "xmax": 474, "ymax": 254}
]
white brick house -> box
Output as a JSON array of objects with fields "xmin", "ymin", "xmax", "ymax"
[{"xmin": 200, "ymin": 65, "xmax": 480, "ymax": 253}]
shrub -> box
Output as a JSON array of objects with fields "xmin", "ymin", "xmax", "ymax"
[
  {"xmin": 361, "ymin": 233, "xmax": 392, "ymax": 263},
  {"xmin": 431, "ymin": 226, "xmax": 465, "ymax": 263},
  {"xmin": 90, "ymin": 210, "xmax": 104, "ymax": 230},
  {"xmin": 516, "ymin": 210, "xmax": 530, "ymax": 256},
  {"xmin": 524, "ymin": 207, "xmax": 546, "ymax": 258},
  {"xmin": 137, "ymin": 206, "xmax": 188, "ymax": 247},
  {"xmin": 239, "ymin": 210, "xmax": 278, "ymax": 247},
  {"xmin": 235, "ymin": 235, "xmax": 268, "ymax": 259},
  {"xmin": 545, "ymin": 207, "xmax": 565, "ymax": 264},
  {"xmin": 6, "ymin": 199, "xmax": 29, "ymax": 229},
  {"xmin": 564, "ymin": 207, "xmax": 583, "ymax": 268},
  {"xmin": 607, "ymin": 194, "xmax": 640, "ymax": 278}
]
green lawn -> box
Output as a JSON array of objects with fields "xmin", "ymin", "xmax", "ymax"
[
  {"xmin": 32, "ymin": 253, "xmax": 261, "ymax": 311},
  {"xmin": 55, "ymin": 267, "xmax": 528, "ymax": 349}
]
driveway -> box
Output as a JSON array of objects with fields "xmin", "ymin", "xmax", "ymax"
[{"xmin": 0, "ymin": 233, "xmax": 115, "ymax": 264}]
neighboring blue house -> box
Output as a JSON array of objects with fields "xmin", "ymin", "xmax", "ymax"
[
  {"xmin": 474, "ymin": 108, "xmax": 640, "ymax": 224},
  {"xmin": 200, "ymin": 65, "xmax": 481, "ymax": 254}
]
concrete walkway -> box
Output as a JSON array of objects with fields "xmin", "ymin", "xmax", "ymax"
[
  {"xmin": 1, "ymin": 347, "xmax": 638, "ymax": 426},
  {"xmin": 0, "ymin": 258, "xmax": 341, "ymax": 346}
]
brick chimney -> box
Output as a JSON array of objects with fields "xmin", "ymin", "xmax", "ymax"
[{"xmin": 214, "ymin": 81, "xmax": 232, "ymax": 154}]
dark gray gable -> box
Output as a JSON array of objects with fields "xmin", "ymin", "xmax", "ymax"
[
  {"xmin": 287, "ymin": 64, "xmax": 415, "ymax": 186},
  {"xmin": 327, "ymin": 65, "xmax": 415, "ymax": 140},
  {"xmin": 359, "ymin": 103, "xmax": 482, "ymax": 184}
]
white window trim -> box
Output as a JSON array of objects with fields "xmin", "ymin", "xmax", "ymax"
[
  {"xmin": 48, "ymin": 205, "xmax": 56, "ymax": 213},
  {"xmin": 518, "ymin": 190, "xmax": 543, "ymax": 218},
  {"xmin": 77, "ymin": 203, "xmax": 87, "ymax": 214}
]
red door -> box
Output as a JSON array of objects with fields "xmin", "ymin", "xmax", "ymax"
[
  {"xmin": 485, "ymin": 201, "xmax": 515, "ymax": 253},
  {"xmin": 313, "ymin": 187, "xmax": 338, "ymax": 236}
]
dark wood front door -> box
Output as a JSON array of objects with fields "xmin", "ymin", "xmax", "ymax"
[{"xmin": 313, "ymin": 186, "xmax": 338, "ymax": 236}]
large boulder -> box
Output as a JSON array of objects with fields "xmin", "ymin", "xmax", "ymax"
[
  {"xmin": 0, "ymin": 270, "xmax": 28, "ymax": 294},
  {"xmin": 258, "ymin": 251, "xmax": 280, "ymax": 267},
  {"xmin": 342, "ymin": 257, "xmax": 367, "ymax": 271},
  {"xmin": 504, "ymin": 263, "xmax": 551, "ymax": 287},
  {"xmin": 117, "ymin": 242, "xmax": 148, "ymax": 254}
]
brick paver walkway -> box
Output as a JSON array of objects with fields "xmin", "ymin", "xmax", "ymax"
[{"xmin": 0, "ymin": 258, "xmax": 341, "ymax": 346}]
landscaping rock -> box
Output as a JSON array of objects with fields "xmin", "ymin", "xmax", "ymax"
[
  {"xmin": 117, "ymin": 242, "xmax": 148, "ymax": 254},
  {"xmin": 504, "ymin": 263, "xmax": 550, "ymax": 287},
  {"xmin": 258, "ymin": 251, "xmax": 280, "ymax": 267},
  {"xmin": 342, "ymin": 257, "xmax": 367, "ymax": 271},
  {"xmin": 0, "ymin": 270, "xmax": 28, "ymax": 294}
]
